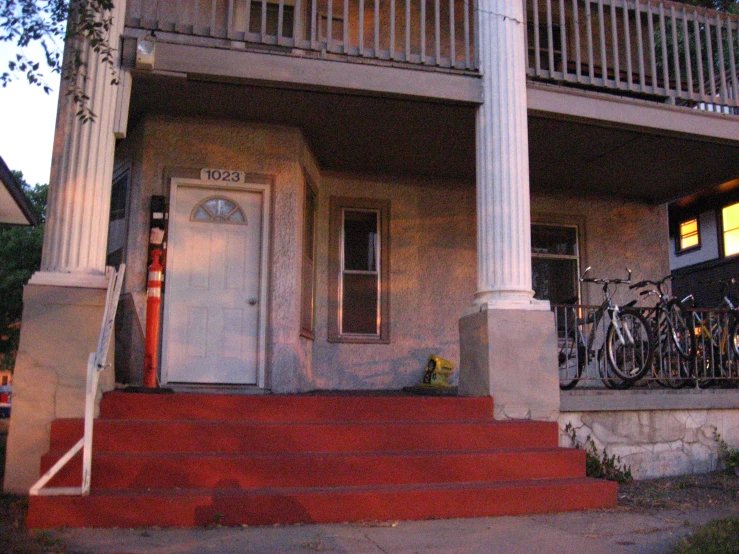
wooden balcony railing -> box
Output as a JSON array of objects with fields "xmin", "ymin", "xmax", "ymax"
[
  {"xmin": 125, "ymin": 0, "xmax": 477, "ymax": 70},
  {"xmin": 528, "ymin": 0, "xmax": 739, "ymax": 113},
  {"xmin": 125, "ymin": 0, "xmax": 739, "ymax": 113}
]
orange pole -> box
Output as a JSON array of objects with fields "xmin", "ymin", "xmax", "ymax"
[{"xmin": 143, "ymin": 249, "xmax": 163, "ymax": 388}]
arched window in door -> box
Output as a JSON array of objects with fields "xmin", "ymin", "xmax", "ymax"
[{"xmin": 191, "ymin": 196, "xmax": 247, "ymax": 224}]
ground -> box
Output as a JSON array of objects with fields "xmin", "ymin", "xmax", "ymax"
[
  {"xmin": 618, "ymin": 470, "xmax": 739, "ymax": 512},
  {"xmin": 1, "ymin": 471, "xmax": 738, "ymax": 553}
]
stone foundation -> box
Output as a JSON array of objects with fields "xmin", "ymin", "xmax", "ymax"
[
  {"xmin": 560, "ymin": 409, "xmax": 739, "ymax": 479},
  {"xmin": 4, "ymin": 285, "xmax": 111, "ymax": 493}
]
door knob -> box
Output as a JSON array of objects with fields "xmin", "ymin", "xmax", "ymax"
[{"xmin": 248, "ymin": 298, "xmax": 258, "ymax": 305}]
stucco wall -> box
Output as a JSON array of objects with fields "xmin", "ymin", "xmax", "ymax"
[
  {"xmin": 116, "ymin": 116, "xmax": 320, "ymax": 392},
  {"xmin": 308, "ymin": 185, "xmax": 669, "ymax": 391},
  {"xmin": 115, "ymin": 122, "xmax": 670, "ymax": 393},
  {"xmin": 560, "ymin": 409, "xmax": 739, "ymax": 479},
  {"xmin": 311, "ymin": 172, "xmax": 476, "ymax": 389},
  {"xmin": 531, "ymin": 193, "xmax": 671, "ymax": 306}
]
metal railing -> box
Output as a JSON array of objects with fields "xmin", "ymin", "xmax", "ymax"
[
  {"xmin": 29, "ymin": 265, "xmax": 125, "ymax": 496},
  {"xmin": 554, "ymin": 303, "xmax": 739, "ymax": 390},
  {"xmin": 528, "ymin": 0, "xmax": 739, "ymax": 113}
]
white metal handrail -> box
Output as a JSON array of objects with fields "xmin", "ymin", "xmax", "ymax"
[{"xmin": 29, "ymin": 264, "xmax": 126, "ymax": 496}]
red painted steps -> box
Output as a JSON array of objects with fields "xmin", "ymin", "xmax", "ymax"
[
  {"xmin": 41, "ymin": 448, "xmax": 587, "ymax": 489},
  {"xmin": 28, "ymin": 479, "xmax": 616, "ymax": 528},
  {"xmin": 48, "ymin": 419, "xmax": 560, "ymax": 453},
  {"xmin": 27, "ymin": 392, "xmax": 617, "ymax": 528},
  {"xmin": 98, "ymin": 392, "xmax": 498, "ymax": 422}
]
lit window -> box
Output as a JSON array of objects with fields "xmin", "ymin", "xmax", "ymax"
[
  {"xmin": 328, "ymin": 197, "xmax": 390, "ymax": 343},
  {"xmin": 723, "ymin": 203, "xmax": 739, "ymax": 257},
  {"xmin": 678, "ymin": 218, "xmax": 700, "ymax": 251}
]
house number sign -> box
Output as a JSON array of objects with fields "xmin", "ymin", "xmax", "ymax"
[{"xmin": 200, "ymin": 168, "xmax": 247, "ymax": 183}]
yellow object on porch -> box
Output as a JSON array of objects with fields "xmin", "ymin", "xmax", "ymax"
[{"xmin": 420, "ymin": 356, "xmax": 455, "ymax": 388}]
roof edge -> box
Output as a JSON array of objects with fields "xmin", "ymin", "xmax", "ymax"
[{"xmin": 0, "ymin": 155, "xmax": 39, "ymax": 226}]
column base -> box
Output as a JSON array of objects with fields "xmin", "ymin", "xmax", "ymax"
[
  {"xmin": 4, "ymin": 284, "xmax": 113, "ymax": 493},
  {"xmin": 458, "ymin": 306, "xmax": 559, "ymax": 421},
  {"xmin": 29, "ymin": 270, "xmax": 109, "ymax": 289},
  {"xmin": 464, "ymin": 292, "xmax": 550, "ymax": 315}
]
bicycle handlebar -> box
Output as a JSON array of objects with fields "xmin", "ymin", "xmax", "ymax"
[
  {"xmin": 628, "ymin": 275, "xmax": 671, "ymax": 290},
  {"xmin": 579, "ymin": 267, "xmax": 632, "ymax": 285}
]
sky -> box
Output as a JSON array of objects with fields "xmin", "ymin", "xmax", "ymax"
[{"xmin": 0, "ymin": 42, "xmax": 60, "ymax": 187}]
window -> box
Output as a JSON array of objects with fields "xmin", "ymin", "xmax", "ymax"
[
  {"xmin": 328, "ymin": 197, "xmax": 390, "ymax": 343},
  {"xmin": 191, "ymin": 196, "xmax": 247, "ymax": 224},
  {"xmin": 107, "ymin": 169, "xmax": 130, "ymax": 266},
  {"xmin": 531, "ymin": 224, "xmax": 580, "ymax": 304},
  {"xmin": 678, "ymin": 218, "xmax": 700, "ymax": 252},
  {"xmin": 300, "ymin": 180, "xmax": 317, "ymax": 338},
  {"xmin": 109, "ymin": 171, "xmax": 128, "ymax": 221},
  {"xmin": 723, "ymin": 203, "xmax": 739, "ymax": 257}
]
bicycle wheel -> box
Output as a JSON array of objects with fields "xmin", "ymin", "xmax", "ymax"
[
  {"xmin": 665, "ymin": 300, "xmax": 696, "ymax": 361},
  {"xmin": 600, "ymin": 354, "xmax": 633, "ymax": 389},
  {"xmin": 558, "ymin": 329, "xmax": 582, "ymax": 390},
  {"xmin": 606, "ymin": 308, "xmax": 653, "ymax": 382},
  {"xmin": 730, "ymin": 315, "xmax": 739, "ymax": 360},
  {"xmin": 657, "ymin": 349, "xmax": 693, "ymax": 388},
  {"xmin": 653, "ymin": 305, "xmax": 692, "ymax": 388}
]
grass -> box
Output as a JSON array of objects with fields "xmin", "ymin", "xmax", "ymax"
[
  {"xmin": 671, "ymin": 517, "xmax": 739, "ymax": 554},
  {"xmin": 0, "ymin": 431, "xmax": 67, "ymax": 553},
  {"xmin": 0, "ymin": 493, "xmax": 66, "ymax": 553}
]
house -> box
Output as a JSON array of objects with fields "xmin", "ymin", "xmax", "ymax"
[
  {"xmin": 0, "ymin": 155, "xmax": 37, "ymax": 226},
  {"xmin": 669, "ymin": 178, "xmax": 739, "ymax": 308},
  {"xmin": 0, "ymin": 155, "xmax": 36, "ymax": 380},
  {"xmin": 5, "ymin": 0, "xmax": 739, "ymax": 527}
]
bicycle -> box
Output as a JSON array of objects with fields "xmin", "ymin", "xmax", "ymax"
[
  {"xmin": 557, "ymin": 267, "xmax": 654, "ymax": 389},
  {"xmin": 628, "ymin": 276, "xmax": 695, "ymax": 388},
  {"xmin": 690, "ymin": 279, "xmax": 739, "ymax": 387}
]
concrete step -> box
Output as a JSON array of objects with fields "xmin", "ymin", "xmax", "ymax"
[
  {"xmin": 41, "ymin": 448, "xmax": 586, "ymax": 489},
  {"xmin": 26, "ymin": 478, "xmax": 618, "ymax": 528},
  {"xmin": 48, "ymin": 418, "xmax": 559, "ymax": 454},
  {"xmin": 99, "ymin": 392, "xmax": 495, "ymax": 423}
]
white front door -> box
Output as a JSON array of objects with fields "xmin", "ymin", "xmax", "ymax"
[{"xmin": 162, "ymin": 180, "xmax": 268, "ymax": 385}]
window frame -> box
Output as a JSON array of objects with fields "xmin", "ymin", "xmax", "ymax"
[
  {"xmin": 722, "ymin": 203, "xmax": 739, "ymax": 258},
  {"xmin": 300, "ymin": 177, "xmax": 317, "ymax": 340},
  {"xmin": 328, "ymin": 196, "xmax": 390, "ymax": 344},
  {"xmin": 676, "ymin": 217, "xmax": 701, "ymax": 254},
  {"xmin": 530, "ymin": 221, "xmax": 582, "ymax": 305}
]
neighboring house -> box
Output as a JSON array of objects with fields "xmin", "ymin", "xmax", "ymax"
[
  {"xmin": 0, "ymin": 155, "xmax": 37, "ymax": 226},
  {"xmin": 6, "ymin": 0, "xmax": 739, "ymax": 527},
  {"xmin": 669, "ymin": 179, "xmax": 739, "ymax": 308}
]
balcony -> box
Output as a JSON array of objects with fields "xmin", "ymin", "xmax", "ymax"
[{"xmin": 124, "ymin": 0, "xmax": 739, "ymax": 114}]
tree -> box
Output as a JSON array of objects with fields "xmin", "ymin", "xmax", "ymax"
[
  {"xmin": 0, "ymin": 0, "xmax": 118, "ymax": 121},
  {"xmin": 681, "ymin": 1, "xmax": 739, "ymax": 13},
  {"xmin": 0, "ymin": 171, "xmax": 46, "ymax": 370}
]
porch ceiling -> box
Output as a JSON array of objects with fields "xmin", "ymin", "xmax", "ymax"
[{"xmin": 128, "ymin": 73, "xmax": 739, "ymax": 203}]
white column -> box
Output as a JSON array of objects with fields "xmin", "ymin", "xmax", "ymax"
[
  {"xmin": 30, "ymin": 1, "xmax": 128, "ymax": 289},
  {"xmin": 473, "ymin": 0, "xmax": 544, "ymax": 310}
]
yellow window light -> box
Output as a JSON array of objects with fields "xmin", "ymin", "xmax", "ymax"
[
  {"xmin": 679, "ymin": 219, "xmax": 699, "ymax": 250},
  {"xmin": 723, "ymin": 203, "xmax": 739, "ymax": 257}
]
